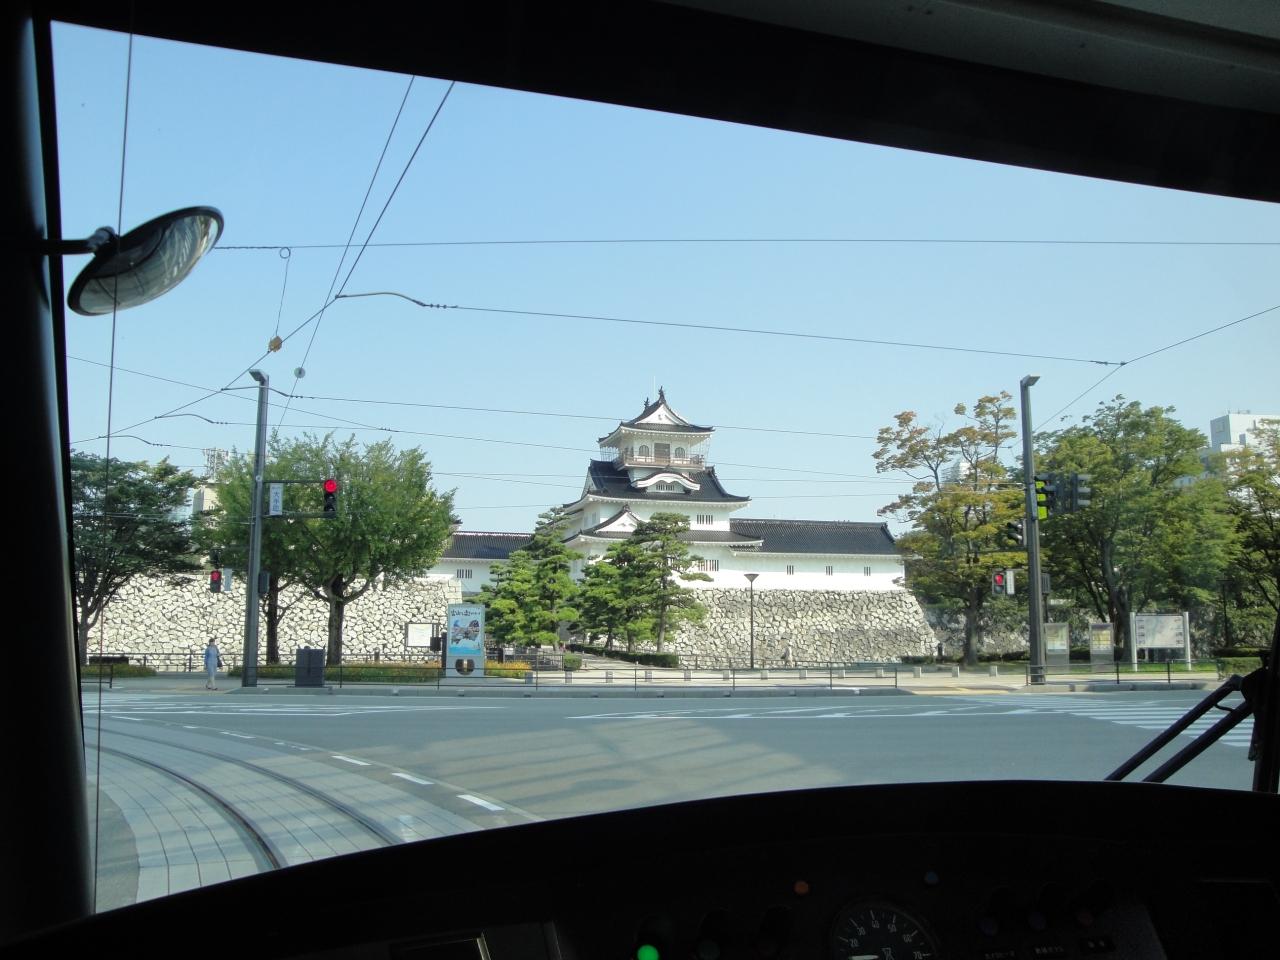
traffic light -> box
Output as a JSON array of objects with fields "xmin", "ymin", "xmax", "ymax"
[
  {"xmin": 992, "ymin": 570, "xmax": 1008, "ymax": 596},
  {"xmin": 323, "ymin": 477, "xmax": 338, "ymax": 517},
  {"xmin": 1034, "ymin": 473, "xmax": 1059, "ymax": 520},
  {"xmin": 209, "ymin": 569, "xmax": 222, "ymax": 593},
  {"xmin": 1067, "ymin": 472, "xmax": 1092, "ymax": 512},
  {"xmin": 1004, "ymin": 519, "xmax": 1025, "ymax": 548}
]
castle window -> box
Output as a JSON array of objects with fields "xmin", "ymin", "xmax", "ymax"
[
  {"xmin": 456, "ymin": 568, "xmax": 473, "ymax": 580},
  {"xmin": 864, "ymin": 566, "xmax": 872, "ymax": 576},
  {"xmin": 639, "ymin": 444, "xmax": 650, "ymax": 459},
  {"xmin": 786, "ymin": 564, "xmax": 795, "ymax": 576},
  {"xmin": 674, "ymin": 446, "xmax": 686, "ymax": 459},
  {"xmin": 825, "ymin": 565, "xmax": 834, "ymax": 576},
  {"xmin": 696, "ymin": 513, "xmax": 713, "ymax": 525}
]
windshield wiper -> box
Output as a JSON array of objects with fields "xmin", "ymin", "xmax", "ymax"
[{"xmin": 1106, "ymin": 622, "xmax": 1278, "ymax": 792}]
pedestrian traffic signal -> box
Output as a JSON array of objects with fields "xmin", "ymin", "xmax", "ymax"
[
  {"xmin": 1034, "ymin": 473, "xmax": 1059, "ymax": 520},
  {"xmin": 1004, "ymin": 519, "xmax": 1025, "ymax": 548},
  {"xmin": 323, "ymin": 477, "xmax": 338, "ymax": 517},
  {"xmin": 992, "ymin": 570, "xmax": 1008, "ymax": 596},
  {"xmin": 209, "ymin": 569, "xmax": 222, "ymax": 593}
]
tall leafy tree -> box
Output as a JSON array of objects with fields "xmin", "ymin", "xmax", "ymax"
[
  {"xmin": 195, "ymin": 437, "xmax": 315, "ymax": 663},
  {"xmin": 479, "ymin": 508, "xmax": 581, "ymax": 647},
  {"xmin": 629, "ymin": 513, "xmax": 710, "ymax": 653},
  {"xmin": 70, "ymin": 452, "xmax": 200, "ymax": 664},
  {"xmin": 875, "ymin": 393, "xmax": 1025, "ymax": 665},
  {"xmin": 1036, "ymin": 397, "xmax": 1236, "ymax": 658},
  {"xmin": 1219, "ymin": 418, "xmax": 1280, "ymax": 644},
  {"xmin": 200, "ymin": 434, "xmax": 454, "ymax": 664}
]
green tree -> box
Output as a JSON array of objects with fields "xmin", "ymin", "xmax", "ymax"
[
  {"xmin": 597, "ymin": 537, "xmax": 660, "ymax": 654},
  {"xmin": 875, "ymin": 393, "xmax": 1025, "ymax": 665},
  {"xmin": 201, "ymin": 434, "xmax": 454, "ymax": 664},
  {"xmin": 195, "ymin": 438, "xmax": 313, "ymax": 663},
  {"xmin": 1219, "ymin": 418, "xmax": 1280, "ymax": 645},
  {"xmin": 1036, "ymin": 397, "xmax": 1236, "ymax": 659},
  {"xmin": 479, "ymin": 508, "xmax": 581, "ymax": 647},
  {"xmin": 70, "ymin": 452, "xmax": 199, "ymax": 664},
  {"xmin": 478, "ymin": 549, "xmax": 537, "ymax": 646},
  {"xmin": 576, "ymin": 557, "xmax": 628, "ymax": 649},
  {"xmin": 629, "ymin": 513, "xmax": 710, "ymax": 653}
]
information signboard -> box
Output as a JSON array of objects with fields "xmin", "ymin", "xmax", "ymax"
[
  {"xmin": 1089, "ymin": 623, "xmax": 1115, "ymax": 673},
  {"xmin": 404, "ymin": 623, "xmax": 434, "ymax": 648},
  {"xmin": 445, "ymin": 603, "xmax": 486, "ymax": 677},
  {"xmin": 1130, "ymin": 612, "xmax": 1191, "ymax": 666},
  {"xmin": 1043, "ymin": 622, "xmax": 1070, "ymax": 672}
]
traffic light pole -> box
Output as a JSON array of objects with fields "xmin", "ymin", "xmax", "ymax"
[
  {"xmin": 241, "ymin": 369, "xmax": 269, "ymax": 687},
  {"xmin": 1020, "ymin": 376, "xmax": 1047, "ymax": 685}
]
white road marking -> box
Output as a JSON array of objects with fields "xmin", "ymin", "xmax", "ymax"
[
  {"xmin": 221, "ymin": 732, "xmax": 254, "ymax": 739},
  {"xmin": 332, "ymin": 755, "xmax": 372, "ymax": 766},
  {"xmin": 458, "ymin": 794, "xmax": 503, "ymax": 811},
  {"xmin": 392, "ymin": 772, "xmax": 433, "ymax": 786}
]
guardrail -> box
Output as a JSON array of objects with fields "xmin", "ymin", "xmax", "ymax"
[
  {"xmin": 1023, "ymin": 659, "xmax": 1221, "ymax": 686},
  {"xmin": 315, "ymin": 660, "xmax": 902, "ymax": 692}
]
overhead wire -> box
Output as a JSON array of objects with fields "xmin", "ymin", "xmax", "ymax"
[
  {"xmin": 1034, "ymin": 302, "xmax": 1279, "ymax": 429},
  {"xmin": 278, "ymin": 75, "xmax": 419, "ymax": 425},
  {"xmin": 217, "ymin": 236, "xmax": 1280, "ymax": 250}
]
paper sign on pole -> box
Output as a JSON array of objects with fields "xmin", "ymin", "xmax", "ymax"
[{"xmin": 268, "ymin": 483, "xmax": 284, "ymax": 516}]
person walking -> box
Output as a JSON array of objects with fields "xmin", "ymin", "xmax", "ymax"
[{"xmin": 204, "ymin": 638, "xmax": 222, "ymax": 690}]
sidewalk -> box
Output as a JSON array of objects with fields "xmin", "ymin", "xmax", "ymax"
[{"xmin": 83, "ymin": 665, "xmax": 1222, "ymax": 697}]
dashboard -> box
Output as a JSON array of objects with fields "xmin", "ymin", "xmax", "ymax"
[{"xmin": 12, "ymin": 781, "xmax": 1276, "ymax": 960}]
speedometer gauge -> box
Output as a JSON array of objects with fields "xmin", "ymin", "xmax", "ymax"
[{"xmin": 830, "ymin": 901, "xmax": 940, "ymax": 960}]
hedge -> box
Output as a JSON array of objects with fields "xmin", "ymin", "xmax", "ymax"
[
  {"xmin": 227, "ymin": 661, "xmax": 533, "ymax": 682},
  {"xmin": 568, "ymin": 644, "xmax": 680, "ymax": 668},
  {"xmin": 1217, "ymin": 657, "xmax": 1263, "ymax": 676},
  {"xmin": 81, "ymin": 663, "xmax": 158, "ymax": 678},
  {"xmin": 1211, "ymin": 646, "xmax": 1269, "ymax": 659}
]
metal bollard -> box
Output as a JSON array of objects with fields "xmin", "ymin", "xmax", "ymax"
[
  {"xmin": 837, "ymin": 668, "xmax": 846, "ymax": 679},
  {"xmin": 645, "ymin": 669, "xmax": 653, "ymax": 682},
  {"xmin": 952, "ymin": 665, "xmax": 960, "ymax": 678},
  {"xmin": 684, "ymin": 668, "xmax": 692, "ymax": 681},
  {"xmin": 798, "ymin": 668, "xmax": 807, "ymax": 680},
  {"xmin": 564, "ymin": 670, "xmax": 573, "ymax": 684},
  {"xmin": 524, "ymin": 672, "xmax": 534, "ymax": 684},
  {"xmin": 913, "ymin": 666, "xmax": 922, "ymax": 678},
  {"xmin": 722, "ymin": 670, "xmax": 731, "ymax": 681},
  {"xmin": 989, "ymin": 665, "xmax": 999, "ymax": 677},
  {"xmin": 606, "ymin": 670, "xmax": 613, "ymax": 683},
  {"xmin": 875, "ymin": 668, "xmax": 885, "ymax": 679},
  {"xmin": 760, "ymin": 669, "xmax": 769, "ymax": 680}
]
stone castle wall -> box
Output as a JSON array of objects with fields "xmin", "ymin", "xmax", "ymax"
[
  {"xmin": 87, "ymin": 575, "xmax": 462, "ymax": 667},
  {"xmin": 669, "ymin": 588, "xmax": 935, "ymax": 663}
]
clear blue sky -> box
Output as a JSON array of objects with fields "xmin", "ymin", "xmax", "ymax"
[{"xmin": 54, "ymin": 23, "xmax": 1279, "ymax": 535}]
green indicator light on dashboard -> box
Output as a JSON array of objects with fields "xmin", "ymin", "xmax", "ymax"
[{"xmin": 636, "ymin": 944, "xmax": 660, "ymax": 960}]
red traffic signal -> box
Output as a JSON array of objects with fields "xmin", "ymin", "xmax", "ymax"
[
  {"xmin": 209, "ymin": 569, "xmax": 222, "ymax": 593},
  {"xmin": 991, "ymin": 570, "xmax": 1006, "ymax": 596},
  {"xmin": 323, "ymin": 477, "xmax": 338, "ymax": 516},
  {"xmin": 323, "ymin": 478, "xmax": 338, "ymax": 494}
]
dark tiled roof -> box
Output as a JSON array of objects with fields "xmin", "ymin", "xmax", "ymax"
[
  {"xmin": 440, "ymin": 532, "xmax": 532, "ymax": 561},
  {"xmin": 622, "ymin": 393, "xmax": 712, "ymax": 432},
  {"xmin": 567, "ymin": 460, "xmax": 750, "ymax": 505},
  {"xmin": 597, "ymin": 393, "xmax": 713, "ymax": 442},
  {"xmin": 573, "ymin": 529, "xmax": 764, "ymax": 545},
  {"xmin": 728, "ymin": 519, "xmax": 899, "ymax": 555}
]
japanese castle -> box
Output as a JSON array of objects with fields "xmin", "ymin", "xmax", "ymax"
[{"xmin": 428, "ymin": 390, "xmax": 905, "ymax": 594}]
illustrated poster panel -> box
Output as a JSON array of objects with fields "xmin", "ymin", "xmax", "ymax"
[{"xmin": 446, "ymin": 603, "xmax": 486, "ymax": 677}]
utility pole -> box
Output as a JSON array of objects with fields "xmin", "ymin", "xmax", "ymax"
[
  {"xmin": 241, "ymin": 369, "xmax": 269, "ymax": 687},
  {"xmin": 1020, "ymin": 375, "xmax": 1046, "ymax": 684}
]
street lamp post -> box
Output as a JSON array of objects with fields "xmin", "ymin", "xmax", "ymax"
[
  {"xmin": 241, "ymin": 369, "xmax": 269, "ymax": 687},
  {"xmin": 745, "ymin": 573, "xmax": 759, "ymax": 670}
]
